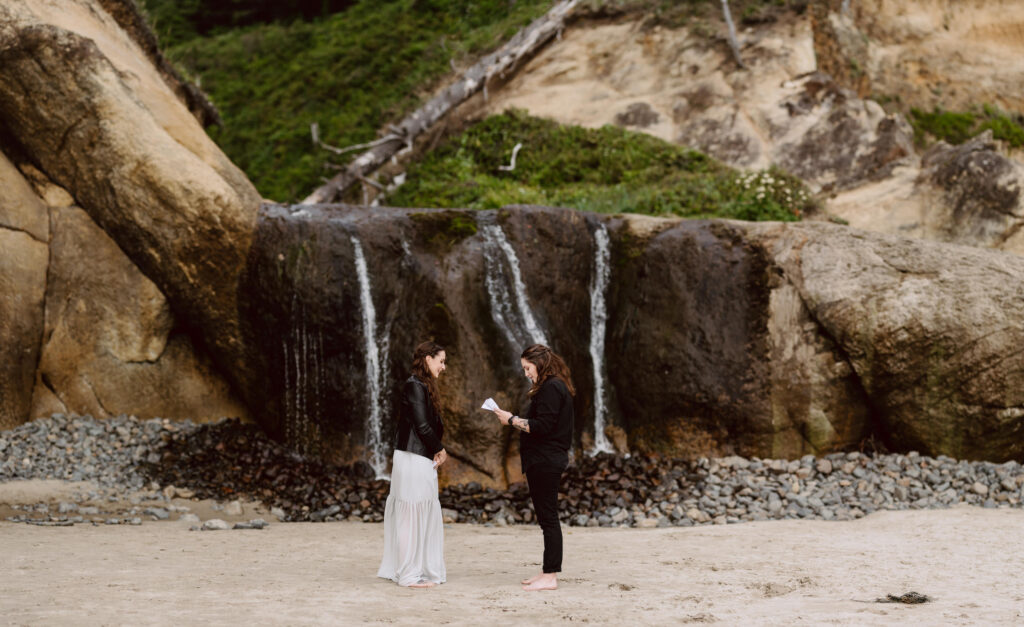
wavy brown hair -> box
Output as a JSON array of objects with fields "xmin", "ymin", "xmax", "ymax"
[
  {"xmin": 411, "ymin": 341, "xmax": 445, "ymax": 414},
  {"xmin": 521, "ymin": 344, "xmax": 575, "ymax": 398}
]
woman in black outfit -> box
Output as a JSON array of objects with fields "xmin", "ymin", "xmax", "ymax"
[
  {"xmin": 377, "ymin": 341, "xmax": 449, "ymax": 588},
  {"xmin": 492, "ymin": 343, "xmax": 575, "ymax": 592}
]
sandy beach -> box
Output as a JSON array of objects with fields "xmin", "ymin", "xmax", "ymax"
[{"xmin": 2, "ymin": 504, "xmax": 1022, "ymax": 625}]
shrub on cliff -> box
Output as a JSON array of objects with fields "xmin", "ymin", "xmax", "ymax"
[
  {"xmin": 387, "ymin": 110, "xmax": 811, "ymax": 221},
  {"xmin": 911, "ymin": 105, "xmax": 1024, "ymax": 149}
]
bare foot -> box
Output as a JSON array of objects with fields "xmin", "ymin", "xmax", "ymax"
[
  {"xmin": 522, "ymin": 573, "xmax": 558, "ymax": 591},
  {"xmin": 408, "ymin": 581, "xmax": 437, "ymax": 588},
  {"xmin": 521, "ymin": 573, "xmax": 544, "ymax": 585}
]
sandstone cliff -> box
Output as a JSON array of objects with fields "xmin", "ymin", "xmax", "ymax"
[{"xmin": 0, "ymin": 0, "xmax": 256, "ymax": 427}]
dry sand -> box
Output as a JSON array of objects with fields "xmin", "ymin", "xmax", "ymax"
[{"xmin": 2, "ymin": 503, "xmax": 1023, "ymax": 625}]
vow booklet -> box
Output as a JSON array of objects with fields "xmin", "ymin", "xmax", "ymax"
[{"xmin": 481, "ymin": 397, "xmax": 500, "ymax": 412}]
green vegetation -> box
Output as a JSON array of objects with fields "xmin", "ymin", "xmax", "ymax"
[
  {"xmin": 158, "ymin": 0, "xmax": 554, "ymax": 202},
  {"xmin": 145, "ymin": 0, "xmax": 815, "ymax": 203},
  {"xmin": 141, "ymin": 0, "xmax": 355, "ymax": 48},
  {"xmin": 910, "ymin": 105, "xmax": 1024, "ymax": 148},
  {"xmin": 387, "ymin": 110, "xmax": 811, "ymax": 221}
]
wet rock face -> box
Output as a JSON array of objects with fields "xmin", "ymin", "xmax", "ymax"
[
  {"xmin": 605, "ymin": 218, "xmax": 871, "ymax": 459},
  {"xmin": 604, "ymin": 220, "xmax": 774, "ymax": 455},
  {"xmin": 241, "ymin": 205, "xmax": 1024, "ymax": 483},
  {"xmin": 240, "ymin": 205, "xmax": 599, "ymax": 486}
]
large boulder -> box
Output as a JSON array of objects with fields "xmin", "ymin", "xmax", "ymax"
[
  {"xmin": 0, "ymin": 151, "xmax": 48, "ymax": 429},
  {"xmin": 32, "ymin": 202, "xmax": 249, "ymax": 422},
  {"xmin": 760, "ymin": 221, "xmax": 1024, "ymax": 460},
  {"xmin": 0, "ymin": 0, "xmax": 261, "ymax": 417}
]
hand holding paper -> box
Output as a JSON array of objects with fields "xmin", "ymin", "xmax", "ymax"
[{"xmin": 481, "ymin": 397, "xmax": 500, "ymax": 412}]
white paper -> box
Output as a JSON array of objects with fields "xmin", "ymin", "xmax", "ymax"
[{"xmin": 481, "ymin": 397, "xmax": 500, "ymax": 412}]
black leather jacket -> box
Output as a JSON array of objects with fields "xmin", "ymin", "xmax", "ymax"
[{"xmin": 394, "ymin": 376, "xmax": 444, "ymax": 460}]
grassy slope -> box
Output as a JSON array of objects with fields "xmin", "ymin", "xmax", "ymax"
[
  {"xmin": 155, "ymin": 0, "xmax": 813, "ymax": 204},
  {"xmin": 387, "ymin": 111, "xmax": 811, "ymax": 220}
]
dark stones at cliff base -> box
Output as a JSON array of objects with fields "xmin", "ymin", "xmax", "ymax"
[{"xmin": 5, "ymin": 414, "xmax": 1024, "ymax": 528}]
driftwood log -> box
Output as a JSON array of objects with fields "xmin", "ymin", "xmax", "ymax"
[{"xmin": 300, "ymin": 0, "xmax": 578, "ymax": 205}]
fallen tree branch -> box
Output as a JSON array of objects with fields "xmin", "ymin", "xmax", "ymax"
[
  {"xmin": 300, "ymin": 0, "xmax": 579, "ymax": 205},
  {"xmin": 310, "ymin": 122, "xmax": 405, "ymax": 156},
  {"xmin": 498, "ymin": 142, "xmax": 523, "ymax": 172}
]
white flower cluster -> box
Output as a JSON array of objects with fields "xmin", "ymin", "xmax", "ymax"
[{"xmin": 736, "ymin": 170, "xmax": 809, "ymax": 210}]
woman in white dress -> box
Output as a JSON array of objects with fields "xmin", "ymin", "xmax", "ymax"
[{"xmin": 377, "ymin": 341, "xmax": 449, "ymax": 588}]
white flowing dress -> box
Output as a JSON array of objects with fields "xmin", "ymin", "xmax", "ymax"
[{"xmin": 377, "ymin": 449, "xmax": 446, "ymax": 586}]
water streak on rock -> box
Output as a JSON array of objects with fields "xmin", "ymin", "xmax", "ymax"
[
  {"xmin": 588, "ymin": 223, "xmax": 615, "ymax": 455},
  {"xmin": 351, "ymin": 235, "xmax": 389, "ymax": 479},
  {"xmin": 282, "ymin": 296, "xmax": 323, "ymax": 458},
  {"xmin": 478, "ymin": 214, "xmax": 548, "ymax": 352}
]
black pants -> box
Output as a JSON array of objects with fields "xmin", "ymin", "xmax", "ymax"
[{"xmin": 526, "ymin": 466, "xmax": 563, "ymax": 573}]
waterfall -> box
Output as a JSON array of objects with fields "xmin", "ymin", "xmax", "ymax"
[
  {"xmin": 351, "ymin": 235, "xmax": 389, "ymax": 479},
  {"xmin": 478, "ymin": 214, "xmax": 548, "ymax": 351},
  {"xmin": 588, "ymin": 224, "xmax": 615, "ymax": 455}
]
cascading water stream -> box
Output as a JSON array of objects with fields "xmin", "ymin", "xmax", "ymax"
[
  {"xmin": 351, "ymin": 235, "xmax": 389, "ymax": 479},
  {"xmin": 588, "ymin": 224, "xmax": 615, "ymax": 455},
  {"xmin": 478, "ymin": 214, "xmax": 548, "ymax": 351}
]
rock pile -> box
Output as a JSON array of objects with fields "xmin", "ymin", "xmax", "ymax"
[{"xmin": 3, "ymin": 415, "xmax": 1023, "ymax": 527}]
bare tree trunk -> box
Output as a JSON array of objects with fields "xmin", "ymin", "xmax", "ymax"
[
  {"xmin": 300, "ymin": 0, "xmax": 579, "ymax": 205},
  {"xmin": 720, "ymin": 0, "xmax": 745, "ymax": 70}
]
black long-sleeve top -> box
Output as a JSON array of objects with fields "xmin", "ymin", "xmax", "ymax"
[
  {"xmin": 519, "ymin": 377, "xmax": 574, "ymax": 474},
  {"xmin": 394, "ymin": 376, "xmax": 444, "ymax": 460}
]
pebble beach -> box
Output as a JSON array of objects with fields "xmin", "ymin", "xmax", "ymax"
[{"xmin": 2, "ymin": 414, "xmax": 1023, "ymax": 528}]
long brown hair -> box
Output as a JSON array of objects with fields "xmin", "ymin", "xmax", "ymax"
[
  {"xmin": 411, "ymin": 341, "xmax": 445, "ymax": 414},
  {"xmin": 521, "ymin": 344, "xmax": 575, "ymax": 397}
]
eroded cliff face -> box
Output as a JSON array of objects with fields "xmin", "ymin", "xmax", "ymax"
[
  {"xmin": 853, "ymin": 0, "xmax": 1024, "ymax": 114},
  {"xmin": 466, "ymin": 4, "xmax": 1024, "ymax": 254}
]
